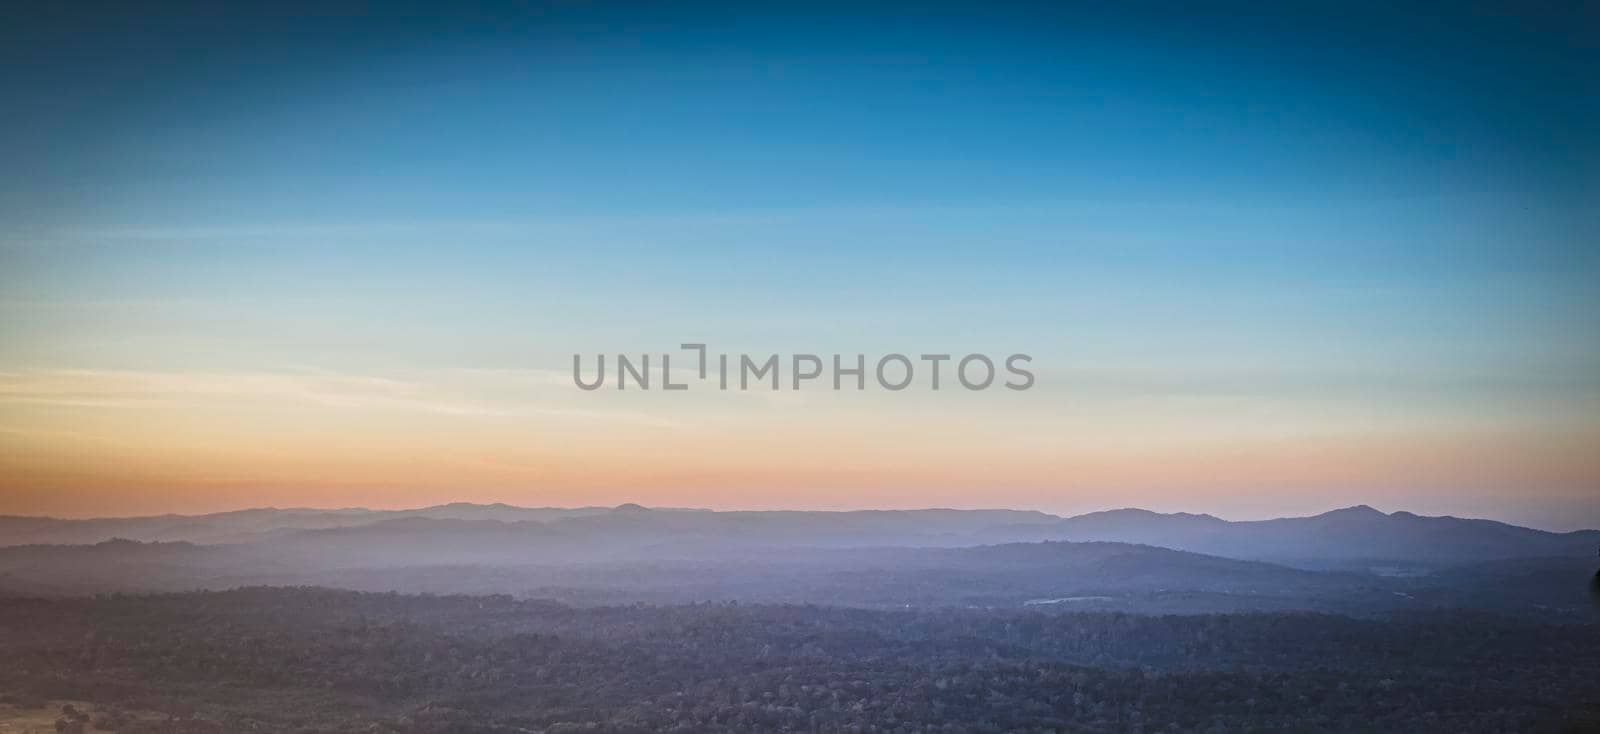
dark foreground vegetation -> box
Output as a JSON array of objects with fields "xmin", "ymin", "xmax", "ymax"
[{"xmin": 2, "ymin": 587, "xmax": 1598, "ymax": 733}]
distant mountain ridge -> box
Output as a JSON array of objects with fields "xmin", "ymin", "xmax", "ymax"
[
  {"xmin": 0, "ymin": 504, "xmax": 1051, "ymax": 548},
  {"xmin": 2, "ymin": 502, "xmax": 1594, "ymax": 569},
  {"xmin": 0, "ymin": 503, "xmax": 690, "ymax": 546},
  {"xmin": 986, "ymin": 504, "xmax": 1600, "ymax": 567}
]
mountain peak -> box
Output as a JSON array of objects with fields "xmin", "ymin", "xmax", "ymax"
[
  {"xmin": 1327, "ymin": 504, "xmax": 1385, "ymax": 517},
  {"xmin": 612, "ymin": 503, "xmax": 650, "ymax": 513}
]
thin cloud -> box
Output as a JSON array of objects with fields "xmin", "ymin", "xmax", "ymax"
[{"xmin": 0, "ymin": 367, "xmax": 688, "ymax": 428}]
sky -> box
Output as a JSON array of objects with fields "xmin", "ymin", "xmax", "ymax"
[{"xmin": 1, "ymin": 1, "xmax": 1597, "ymax": 528}]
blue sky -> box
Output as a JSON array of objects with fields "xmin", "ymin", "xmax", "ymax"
[{"xmin": 1, "ymin": 1, "xmax": 1597, "ymax": 526}]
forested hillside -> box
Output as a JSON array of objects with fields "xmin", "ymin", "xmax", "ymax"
[{"xmin": 2, "ymin": 588, "xmax": 1597, "ymax": 733}]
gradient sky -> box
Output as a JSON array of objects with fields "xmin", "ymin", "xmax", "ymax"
[{"xmin": 2, "ymin": 1, "xmax": 1597, "ymax": 528}]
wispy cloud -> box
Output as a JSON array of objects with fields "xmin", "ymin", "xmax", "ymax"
[{"xmin": 0, "ymin": 367, "xmax": 686, "ymax": 428}]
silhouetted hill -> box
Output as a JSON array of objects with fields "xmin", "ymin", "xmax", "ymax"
[{"xmin": 989, "ymin": 505, "xmax": 1600, "ymax": 568}]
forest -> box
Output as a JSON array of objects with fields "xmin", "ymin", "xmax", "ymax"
[{"xmin": 3, "ymin": 587, "xmax": 1598, "ymax": 733}]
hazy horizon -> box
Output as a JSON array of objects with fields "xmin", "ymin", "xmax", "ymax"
[{"xmin": 9, "ymin": 496, "xmax": 1597, "ymax": 534}]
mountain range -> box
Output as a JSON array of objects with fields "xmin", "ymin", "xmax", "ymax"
[
  {"xmin": 4, "ymin": 503, "xmax": 1596, "ymax": 619},
  {"xmin": 4, "ymin": 503, "xmax": 1594, "ymax": 569}
]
